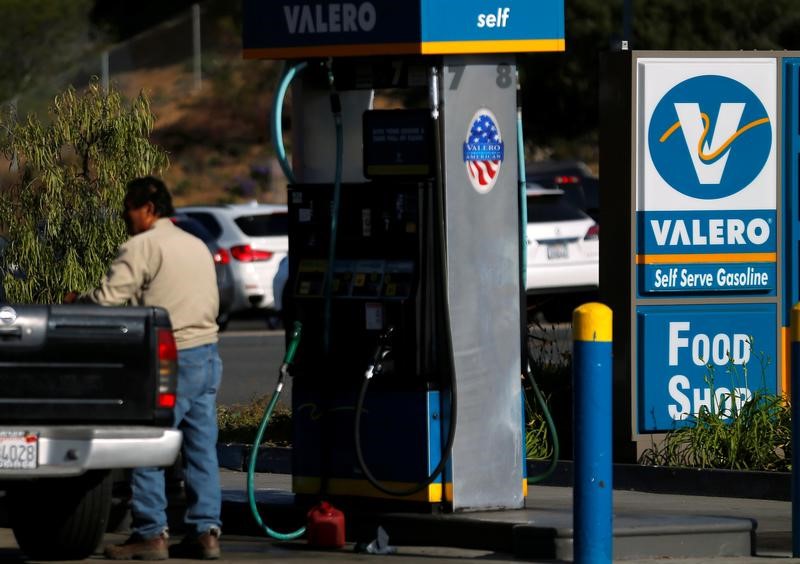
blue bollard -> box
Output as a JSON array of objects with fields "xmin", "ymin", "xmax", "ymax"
[
  {"xmin": 573, "ymin": 302, "xmax": 613, "ymax": 564},
  {"xmin": 792, "ymin": 304, "xmax": 800, "ymax": 557}
]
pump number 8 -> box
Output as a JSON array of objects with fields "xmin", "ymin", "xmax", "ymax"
[
  {"xmin": 496, "ymin": 64, "xmax": 512, "ymax": 88},
  {"xmin": 447, "ymin": 64, "xmax": 513, "ymax": 90}
]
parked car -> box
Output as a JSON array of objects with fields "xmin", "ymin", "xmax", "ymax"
[
  {"xmin": 526, "ymin": 159, "xmax": 599, "ymax": 221},
  {"xmin": 170, "ymin": 214, "xmax": 235, "ymax": 330},
  {"xmin": 525, "ymin": 183, "xmax": 599, "ymax": 298},
  {"xmin": 273, "ymin": 255, "xmax": 288, "ymax": 320},
  {"xmin": 176, "ymin": 203, "xmax": 289, "ymax": 315}
]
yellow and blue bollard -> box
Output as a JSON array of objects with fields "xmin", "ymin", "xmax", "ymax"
[{"xmin": 572, "ymin": 302, "xmax": 613, "ymax": 563}]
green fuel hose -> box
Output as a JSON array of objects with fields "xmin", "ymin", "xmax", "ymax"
[
  {"xmin": 272, "ymin": 61, "xmax": 307, "ymax": 185},
  {"xmin": 322, "ymin": 63, "xmax": 343, "ymax": 355},
  {"xmin": 247, "ymin": 321, "xmax": 305, "ymax": 540}
]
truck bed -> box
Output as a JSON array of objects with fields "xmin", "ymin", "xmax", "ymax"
[{"xmin": 0, "ymin": 304, "xmax": 181, "ymax": 477}]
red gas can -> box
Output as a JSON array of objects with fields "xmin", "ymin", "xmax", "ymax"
[{"xmin": 306, "ymin": 501, "xmax": 346, "ymax": 548}]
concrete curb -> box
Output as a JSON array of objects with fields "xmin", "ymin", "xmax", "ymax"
[
  {"xmin": 218, "ymin": 445, "xmax": 791, "ymax": 501},
  {"xmin": 526, "ymin": 460, "xmax": 790, "ymax": 501},
  {"xmin": 217, "ymin": 444, "xmax": 292, "ymax": 474}
]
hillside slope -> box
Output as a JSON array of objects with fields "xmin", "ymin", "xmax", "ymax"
[{"xmin": 124, "ymin": 55, "xmax": 287, "ymax": 206}]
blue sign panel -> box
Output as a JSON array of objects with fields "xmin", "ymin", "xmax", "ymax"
[
  {"xmin": 640, "ymin": 263, "xmax": 776, "ymax": 293},
  {"xmin": 243, "ymin": 0, "xmax": 419, "ymax": 56},
  {"xmin": 637, "ymin": 303, "xmax": 777, "ymax": 433},
  {"xmin": 242, "ymin": 0, "xmax": 565, "ymax": 58},
  {"xmin": 420, "ymin": 0, "xmax": 563, "ymax": 44},
  {"xmin": 783, "ymin": 59, "xmax": 800, "ymax": 326},
  {"xmin": 637, "ymin": 209, "xmax": 777, "ymax": 295},
  {"xmin": 637, "ymin": 210, "xmax": 776, "ymax": 256}
]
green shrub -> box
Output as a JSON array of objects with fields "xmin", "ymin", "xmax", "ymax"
[
  {"xmin": 525, "ymin": 320, "xmax": 571, "ymax": 460},
  {"xmin": 217, "ymin": 396, "xmax": 292, "ymax": 446},
  {"xmin": 639, "ymin": 389, "xmax": 791, "ymax": 471},
  {"xmin": 525, "ymin": 395, "xmax": 553, "ymax": 461},
  {"xmin": 639, "ymin": 348, "xmax": 791, "ymax": 472},
  {"xmin": 0, "ymin": 81, "xmax": 167, "ymax": 303}
]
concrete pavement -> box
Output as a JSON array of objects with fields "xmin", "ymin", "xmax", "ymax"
[
  {"xmin": 219, "ymin": 470, "xmax": 795, "ymax": 561},
  {"xmin": 1, "ymin": 468, "xmax": 798, "ymax": 562}
]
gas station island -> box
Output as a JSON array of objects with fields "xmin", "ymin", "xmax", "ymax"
[
  {"xmin": 234, "ymin": 0, "xmax": 772, "ymax": 560},
  {"xmin": 244, "ymin": 0, "xmax": 565, "ymax": 513}
]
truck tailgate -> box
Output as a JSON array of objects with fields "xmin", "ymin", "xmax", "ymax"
[{"xmin": 0, "ymin": 305, "xmax": 173, "ymax": 425}]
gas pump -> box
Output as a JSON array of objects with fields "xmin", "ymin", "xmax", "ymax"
[
  {"xmin": 285, "ymin": 63, "xmax": 457, "ymax": 503},
  {"xmin": 243, "ymin": 0, "xmax": 566, "ymax": 514}
]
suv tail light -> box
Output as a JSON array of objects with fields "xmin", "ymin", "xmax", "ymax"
[
  {"xmin": 157, "ymin": 328, "xmax": 178, "ymax": 408},
  {"xmin": 555, "ymin": 175, "xmax": 580, "ymax": 185},
  {"xmin": 213, "ymin": 248, "xmax": 231, "ymax": 265},
  {"xmin": 584, "ymin": 224, "xmax": 600, "ymax": 241},
  {"xmin": 230, "ymin": 244, "xmax": 273, "ymax": 262}
]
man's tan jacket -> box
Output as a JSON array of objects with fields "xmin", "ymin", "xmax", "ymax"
[{"xmin": 83, "ymin": 218, "xmax": 219, "ymax": 350}]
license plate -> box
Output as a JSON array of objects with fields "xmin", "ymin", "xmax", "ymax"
[
  {"xmin": 0, "ymin": 431, "xmax": 38, "ymax": 469},
  {"xmin": 547, "ymin": 243, "xmax": 568, "ymax": 259}
]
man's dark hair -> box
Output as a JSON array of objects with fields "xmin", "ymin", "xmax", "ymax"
[{"xmin": 125, "ymin": 176, "xmax": 175, "ymax": 217}]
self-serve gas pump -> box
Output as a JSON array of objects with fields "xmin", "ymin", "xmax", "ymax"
[
  {"xmin": 281, "ymin": 56, "xmax": 526, "ymax": 511},
  {"xmin": 242, "ymin": 0, "xmax": 567, "ymax": 515},
  {"xmin": 282, "ymin": 64, "xmax": 457, "ymax": 503}
]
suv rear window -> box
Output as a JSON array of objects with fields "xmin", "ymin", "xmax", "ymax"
[
  {"xmin": 526, "ymin": 195, "xmax": 587, "ymax": 223},
  {"xmin": 172, "ymin": 217, "xmax": 215, "ymax": 244},
  {"xmin": 234, "ymin": 213, "xmax": 288, "ymax": 236},
  {"xmin": 184, "ymin": 212, "xmax": 223, "ymax": 238}
]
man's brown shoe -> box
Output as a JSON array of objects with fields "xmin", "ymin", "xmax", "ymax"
[
  {"xmin": 171, "ymin": 529, "xmax": 221, "ymax": 560},
  {"xmin": 104, "ymin": 533, "xmax": 169, "ymax": 560}
]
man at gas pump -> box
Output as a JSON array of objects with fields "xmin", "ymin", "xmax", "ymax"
[{"xmin": 67, "ymin": 176, "xmax": 223, "ymax": 560}]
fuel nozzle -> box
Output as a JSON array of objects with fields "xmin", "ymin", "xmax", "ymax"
[
  {"xmin": 365, "ymin": 326, "xmax": 394, "ymax": 380},
  {"xmin": 278, "ymin": 321, "xmax": 303, "ymax": 388}
]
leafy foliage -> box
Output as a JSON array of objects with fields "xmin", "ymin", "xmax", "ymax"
[
  {"xmin": 525, "ymin": 320, "xmax": 572, "ymax": 460},
  {"xmin": 639, "ymin": 351, "xmax": 791, "ymax": 472},
  {"xmin": 217, "ymin": 396, "xmax": 292, "ymax": 446},
  {"xmin": 525, "ymin": 393, "xmax": 554, "ymax": 461},
  {"xmin": 0, "ymin": 81, "xmax": 168, "ymax": 303},
  {"xmin": 639, "ymin": 390, "xmax": 791, "ymax": 472}
]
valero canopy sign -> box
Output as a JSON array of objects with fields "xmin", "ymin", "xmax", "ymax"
[{"xmin": 242, "ymin": 0, "xmax": 565, "ymax": 59}]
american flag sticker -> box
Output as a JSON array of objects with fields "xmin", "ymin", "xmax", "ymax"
[{"xmin": 463, "ymin": 109, "xmax": 505, "ymax": 194}]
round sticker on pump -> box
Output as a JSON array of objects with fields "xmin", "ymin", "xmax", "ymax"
[{"xmin": 463, "ymin": 109, "xmax": 504, "ymax": 194}]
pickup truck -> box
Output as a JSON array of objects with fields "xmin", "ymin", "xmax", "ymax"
[{"xmin": 0, "ymin": 304, "xmax": 182, "ymax": 560}]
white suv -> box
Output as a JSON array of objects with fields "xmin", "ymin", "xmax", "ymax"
[
  {"xmin": 525, "ymin": 184, "xmax": 599, "ymax": 293},
  {"xmin": 177, "ymin": 203, "xmax": 288, "ymax": 314}
]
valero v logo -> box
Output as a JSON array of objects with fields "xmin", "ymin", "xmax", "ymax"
[{"xmin": 648, "ymin": 75, "xmax": 771, "ymax": 200}]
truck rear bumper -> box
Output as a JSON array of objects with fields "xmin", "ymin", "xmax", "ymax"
[{"xmin": 0, "ymin": 426, "xmax": 182, "ymax": 478}]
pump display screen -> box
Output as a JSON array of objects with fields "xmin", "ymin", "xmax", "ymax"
[{"xmin": 363, "ymin": 110, "xmax": 434, "ymax": 179}]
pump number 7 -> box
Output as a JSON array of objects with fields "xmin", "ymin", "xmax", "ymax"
[{"xmin": 448, "ymin": 64, "xmax": 513, "ymax": 90}]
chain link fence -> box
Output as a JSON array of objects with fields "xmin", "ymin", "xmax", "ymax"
[
  {"xmin": 10, "ymin": 2, "xmax": 285, "ymax": 205},
  {"xmin": 13, "ymin": 3, "xmax": 247, "ymax": 113}
]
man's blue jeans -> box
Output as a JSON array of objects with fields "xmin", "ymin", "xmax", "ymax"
[{"xmin": 131, "ymin": 342, "xmax": 223, "ymax": 538}]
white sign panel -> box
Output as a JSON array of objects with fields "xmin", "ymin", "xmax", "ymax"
[
  {"xmin": 635, "ymin": 58, "xmax": 778, "ymax": 294},
  {"xmin": 638, "ymin": 58, "xmax": 776, "ymax": 212}
]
